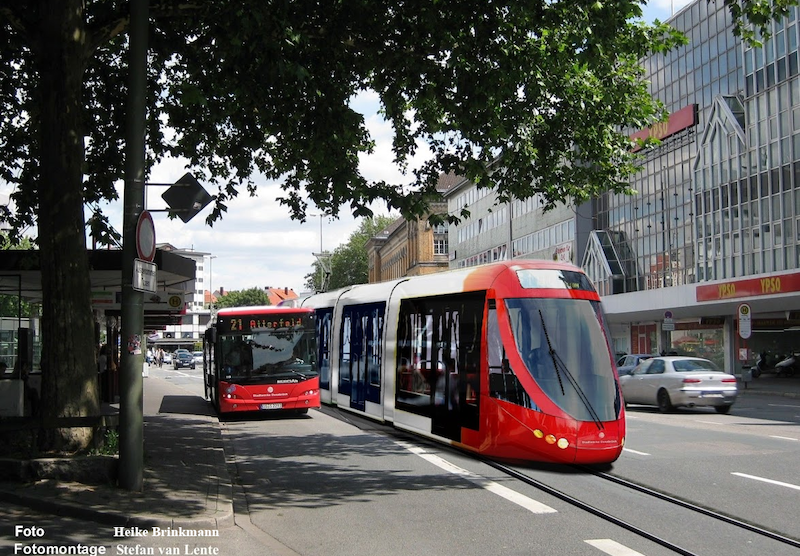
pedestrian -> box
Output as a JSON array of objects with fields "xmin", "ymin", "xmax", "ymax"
[
  {"xmin": 98, "ymin": 344, "xmax": 108, "ymax": 376},
  {"xmin": 97, "ymin": 344, "xmax": 108, "ymax": 399}
]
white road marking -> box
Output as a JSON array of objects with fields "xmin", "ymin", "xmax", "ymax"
[
  {"xmin": 622, "ymin": 448, "xmax": 651, "ymax": 456},
  {"xmin": 732, "ymin": 472, "xmax": 800, "ymax": 491},
  {"xmin": 396, "ymin": 441, "xmax": 557, "ymax": 514},
  {"xmin": 585, "ymin": 538, "xmax": 645, "ymax": 555},
  {"xmin": 769, "ymin": 435, "xmax": 799, "ymax": 441}
]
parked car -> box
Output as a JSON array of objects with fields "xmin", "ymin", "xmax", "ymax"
[
  {"xmin": 193, "ymin": 351, "xmax": 203, "ymax": 364},
  {"xmin": 619, "ymin": 356, "xmax": 737, "ymax": 414},
  {"xmin": 616, "ymin": 354, "xmax": 654, "ymax": 376},
  {"xmin": 174, "ymin": 351, "xmax": 196, "ymax": 369},
  {"xmin": 161, "ymin": 351, "xmax": 172, "ymax": 365}
]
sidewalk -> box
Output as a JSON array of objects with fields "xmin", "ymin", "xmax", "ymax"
[
  {"xmin": 0, "ymin": 376, "xmax": 233, "ymax": 529},
  {"xmin": 0, "ymin": 373, "xmax": 797, "ymax": 529},
  {"xmin": 737, "ymin": 372, "xmax": 800, "ymax": 398}
]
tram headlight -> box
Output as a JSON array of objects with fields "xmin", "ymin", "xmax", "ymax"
[
  {"xmin": 545, "ymin": 434, "xmax": 556, "ymax": 445},
  {"xmin": 556, "ymin": 438, "xmax": 569, "ymax": 450}
]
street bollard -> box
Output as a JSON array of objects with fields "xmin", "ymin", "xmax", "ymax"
[{"xmin": 741, "ymin": 365, "xmax": 752, "ymax": 389}]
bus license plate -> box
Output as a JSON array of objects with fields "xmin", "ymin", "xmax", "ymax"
[{"xmin": 260, "ymin": 403, "xmax": 283, "ymax": 410}]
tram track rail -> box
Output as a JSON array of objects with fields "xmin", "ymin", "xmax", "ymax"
[{"xmin": 487, "ymin": 460, "xmax": 800, "ymax": 555}]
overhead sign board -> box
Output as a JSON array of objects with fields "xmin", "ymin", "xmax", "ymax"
[
  {"xmin": 91, "ymin": 290, "xmax": 184, "ymax": 312},
  {"xmin": 133, "ymin": 258, "xmax": 158, "ymax": 293}
]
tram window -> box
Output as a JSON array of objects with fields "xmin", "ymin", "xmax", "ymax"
[{"xmin": 488, "ymin": 308, "xmax": 533, "ymax": 408}]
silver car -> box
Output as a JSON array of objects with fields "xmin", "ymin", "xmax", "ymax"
[{"xmin": 620, "ymin": 356, "xmax": 738, "ymax": 414}]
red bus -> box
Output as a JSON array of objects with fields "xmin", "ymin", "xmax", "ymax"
[{"xmin": 203, "ymin": 306, "xmax": 320, "ymax": 414}]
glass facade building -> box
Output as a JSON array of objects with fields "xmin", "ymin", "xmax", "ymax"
[{"xmin": 591, "ymin": 0, "xmax": 800, "ymax": 368}]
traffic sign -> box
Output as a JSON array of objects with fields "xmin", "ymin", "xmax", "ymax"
[
  {"xmin": 663, "ymin": 310, "xmax": 674, "ymax": 331},
  {"xmin": 738, "ymin": 303, "xmax": 752, "ymax": 339},
  {"xmin": 136, "ymin": 210, "xmax": 156, "ymax": 262},
  {"xmin": 161, "ymin": 172, "xmax": 213, "ymax": 223},
  {"xmin": 133, "ymin": 258, "xmax": 158, "ymax": 293}
]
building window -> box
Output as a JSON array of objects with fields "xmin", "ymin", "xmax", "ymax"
[{"xmin": 434, "ymin": 238, "xmax": 448, "ymax": 255}]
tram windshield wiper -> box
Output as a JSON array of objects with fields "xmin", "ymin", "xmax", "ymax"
[{"xmin": 538, "ymin": 310, "xmax": 605, "ymax": 430}]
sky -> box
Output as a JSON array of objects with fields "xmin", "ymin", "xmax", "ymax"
[
  {"xmin": 642, "ymin": 0, "xmax": 694, "ymax": 23},
  {"xmin": 7, "ymin": 0, "xmax": 695, "ymax": 296}
]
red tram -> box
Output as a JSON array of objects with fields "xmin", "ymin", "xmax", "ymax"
[
  {"xmin": 302, "ymin": 260, "xmax": 625, "ymax": 465},
  {"xmin": 203, "ymin": 306, "xmax": 320, "ymax": 414}
]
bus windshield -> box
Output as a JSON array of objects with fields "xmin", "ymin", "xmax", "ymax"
[{"xmin": 220, "ymin": 327, "xmax": 317, "ymax": 384}]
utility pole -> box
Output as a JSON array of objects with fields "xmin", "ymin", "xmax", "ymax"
[
  {"xmin": 309, "ymin": 213, "xmax": 331, "ymax": 292},
  {"xmin": 119, "ymin": 0, "xmax": 148, "ymax": 491}
]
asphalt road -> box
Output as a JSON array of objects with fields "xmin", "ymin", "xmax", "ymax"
[{"xmin": 138, "ymin": 364, "xmax": 800, "ymax": 555}]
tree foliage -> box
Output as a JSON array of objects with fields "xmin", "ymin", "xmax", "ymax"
[
  {"xmin": 306, "ymin": 215, "xmax": 395, "ymax": 291},
  {"xmin": 214, "ymin": 287, "xmax": 272, "ymax": 309},
  {"xmin": 0, "ymin": 0, "xmax": 794, "ymax": 451}
]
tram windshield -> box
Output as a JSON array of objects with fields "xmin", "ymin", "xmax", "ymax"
[
  {"xmin": 220, "ymin": 328, "xmax": 317, "ymax": 384},
  {"xmin": 505, "ymin": 298, "xmax": 618, "ymax": 422}
]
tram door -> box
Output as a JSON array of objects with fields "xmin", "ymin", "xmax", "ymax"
[
  {"xmin": 431, "ymin": 355, "xmax": 461, "ymax": 440},
  {"xmin": 340, "ymin": 303, "xmax": 384, "ymax": 412},
  {"xmin": 430, "ymin": 297, "xmax": 483, "ymax": 440}
]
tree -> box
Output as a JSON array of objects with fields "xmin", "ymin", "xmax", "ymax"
[
  {"xmin": 214, "ymin": 288, "xmax": 271, "ymax": 309},
  {"xmin": 0, "ymin": 0, "xmax": 793, "ymax": 452},
  {"xmin": 305, "ymin": 215, "xmax": 395, "ymax": 291}
]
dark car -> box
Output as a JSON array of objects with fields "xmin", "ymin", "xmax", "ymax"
[
  {"xmin": 616, "ymin": 354, "xmax": 654, "ymax": 376},
  {"xmin": 174, "ymin": 351, "xmax": 196, "ymax": 369}
]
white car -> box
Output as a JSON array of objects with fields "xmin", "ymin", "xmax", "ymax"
[
  {"xmin": 193, "ymin": 351, "xmax": 203, "ymax": 364},
  {"xmin": 620, "ymin": 356, "xmax": 738, "ymax": 414}
]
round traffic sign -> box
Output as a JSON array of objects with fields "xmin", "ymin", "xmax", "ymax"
[{"xmin": 136, "ymin": 210, "xmax": 156, "ymax": 262}]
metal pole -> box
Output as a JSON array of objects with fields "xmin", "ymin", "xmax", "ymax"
[
  {"xmin": 208, "ymin": 255, "xmax": 216, "ymax": 309},
  {"xmin": 119, "ymin": 0, "xmax": 148, "ymax": 491}
]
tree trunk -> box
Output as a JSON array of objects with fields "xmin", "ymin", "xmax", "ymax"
[{"xmin": 34, "ymin": 0, "xmax": 100, "ymax": 453}]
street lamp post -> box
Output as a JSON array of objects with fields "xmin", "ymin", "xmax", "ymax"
[
  {"xmin": 119, "ymin": 0, "xmax": 148, "ymax": 492},
  {"xmin": 208, "ymin": 255, "xmax": 217, "ymax": 309},
  {"xmin": 309, "ymin": 214, "xmax": 327, "ymax": 291},
  {"xmin": 308, "ymin": 213, "xmax": 323, "ymax": 253}
]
